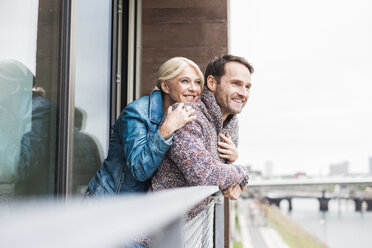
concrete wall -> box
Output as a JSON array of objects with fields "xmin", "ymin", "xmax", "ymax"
[{"xmin": 141, "ymin": 0, "xmax": 229, "ymax": 96}]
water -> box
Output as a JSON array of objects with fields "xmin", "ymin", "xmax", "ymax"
[{"xmin": 280, "ymin": 198, "xmax": 372, "ymax": 248}]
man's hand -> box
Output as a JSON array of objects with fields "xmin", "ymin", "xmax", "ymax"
[
  {"xmin": 222, "ymin": 185, "xmax": 243, "ymax": 200},
  {"xmin": 218, "ymin": 132, "xmax": 238, "ymax": 163}
]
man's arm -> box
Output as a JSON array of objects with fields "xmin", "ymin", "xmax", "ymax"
[{"xmin": 168, "ymin": 118, "xmax": 248, "ymax": 190}]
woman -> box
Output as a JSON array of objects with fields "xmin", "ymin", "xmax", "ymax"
[{"xmin": 86, "ymin": 57, "xmax": 204, "ymax": 196}]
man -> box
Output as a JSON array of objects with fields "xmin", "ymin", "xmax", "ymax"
[{"xmin": 151, "ymin": 54, "xmax": 253, "ymax": 202}]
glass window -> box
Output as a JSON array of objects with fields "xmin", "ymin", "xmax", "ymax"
[
  {"xmin": 0, "ymin": 0, "xmax": 61, "ymax": 199},
  {"xmin": 71, "ymin": 0, "xmax": 112, "ymax": 195}
]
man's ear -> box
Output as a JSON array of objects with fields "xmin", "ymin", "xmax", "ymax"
[
  {"xmin": 206, "ymin": 75, "xmax": 217, "ymax": 92},
  {"xmin": 160, "ymin": 80, "xmax": 170, "ymax": 94}
]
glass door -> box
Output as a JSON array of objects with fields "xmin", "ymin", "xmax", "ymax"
[
  {"xmin": 71, "ymin": 0, "xmax": 113, "ymax": 195},
  {"xmin": 0, "ymin": 0, "xmax": 62, "ymax": 199}
]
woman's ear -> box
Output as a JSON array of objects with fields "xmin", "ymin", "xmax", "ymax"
[
  {"xmin": 206, "ymin": 75, "xmax": 217, "ymax": 92},
  {"xmin": 160, "ymin": 80, "xmax": 170, "ymax": 94}
]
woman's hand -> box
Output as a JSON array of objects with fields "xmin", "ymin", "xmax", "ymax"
[
  {"xmin": 218, "ymin": 132, "xmax": 238, "ymax": 163},
  {"xmin": 159, "ymin": 103, "xmax": 196, "ymax": 139}
]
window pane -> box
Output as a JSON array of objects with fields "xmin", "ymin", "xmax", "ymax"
[
  {"xmin": 0, "ymin": 0, "xmax": 61, "ymax": 199},
  {"xmin": 72, "ymin": 0, "xmax": 112, "ymax": 195}
]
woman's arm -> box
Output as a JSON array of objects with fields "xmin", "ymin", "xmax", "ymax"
[{"xmin": 122, "ymin": 103, "xmax": 195, "ymax": 182}]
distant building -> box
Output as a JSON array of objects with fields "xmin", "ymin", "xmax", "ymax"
[
  {"xmin": 329, "ymin": 161, "xmax": 349, "ymax": 176},
  {"xmin": 243, "ymin": 165, "xmax": 262, "ymax": 180},
  {"xmin": 265, "ymin": 161, "xmax": 273, "ymax": 178},
  {"xmin": 369, "ymin": 157, "xmax": 372, "ymax": 175},
  {"xmin": 294, "ymin": 172, "xmax": 307, "ymax": 179},
  {"xmin": 244, "ymin": 165, "xmax": 252, "ymax": 172}
]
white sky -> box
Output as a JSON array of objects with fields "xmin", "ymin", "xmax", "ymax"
[
  {"xmin": 230, "ymin": 0, "xmax": 372, "ymax": 176},
  {"xmin": 0, "ymin": 0, "xmax": 39, "ymax": 74}
]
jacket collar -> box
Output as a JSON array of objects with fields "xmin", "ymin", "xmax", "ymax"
[{"xmin": 149, "ymin": 90, "xmax": 163, "ymax": 124}]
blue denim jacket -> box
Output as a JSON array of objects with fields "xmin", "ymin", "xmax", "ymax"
[{"xmin": 88, "ymin": 90, "xmax": 171, "ymax": 195}]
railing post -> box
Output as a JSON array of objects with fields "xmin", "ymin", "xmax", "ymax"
[
  {"xmin": 213, "ymin": 191, "xmax": 225, "ymax": 248},
  {"xmin": 152, "ymin": 217, "xmax": 184, "ymax": 248},
  {"xmin": 224, "ymin": 198, "xmax": 231, "ymax": 248}
]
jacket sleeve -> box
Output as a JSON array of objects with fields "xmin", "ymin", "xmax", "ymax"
[
  {"xmin": 121, "ymin": 105, "xmax": 171, "ymax": 182},
  {"xmin": 167, "ymin": 118, "xmax": 248, "ymax": 190}
]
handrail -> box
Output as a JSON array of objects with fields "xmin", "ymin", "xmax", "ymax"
[{"xmin": 0, "ymin": 186, "xmax": 220, "ymax": 248}]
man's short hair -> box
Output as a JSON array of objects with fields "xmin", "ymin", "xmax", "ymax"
[{"xmin": 204, "ymin": 54, "xmax": 254, "ymax": 84}]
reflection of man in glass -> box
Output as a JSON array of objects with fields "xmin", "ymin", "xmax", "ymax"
[
  {"xmin": 73, "ymin": 107, "xmax": 103, "ymax": 194},
  {"xmin": 16, "ymin": 83, "xmax": 57, "ymax": 196},
  {"xmin": 0, "ymin": 60, "xmax": 33, "ymax": 196}
]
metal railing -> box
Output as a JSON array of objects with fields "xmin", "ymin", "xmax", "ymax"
[{"xmin": 0, "ymin": 186, "xmax": 227, "ymax": 248}]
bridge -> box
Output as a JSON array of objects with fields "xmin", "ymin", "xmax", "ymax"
[{"xmin": 246, "ymin": 176, "xmax": 372, "ymax": 211}]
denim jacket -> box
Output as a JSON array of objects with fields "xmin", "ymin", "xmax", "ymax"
[{"xmin": 88, "ymin": 90, "xmax": 171, "ymax": 195}]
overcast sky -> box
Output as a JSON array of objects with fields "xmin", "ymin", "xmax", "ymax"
[
  {"xmin": 0, "ymin": 0, "xmax": 38, "ymax": 73},
  {"xmin": 230, "ymin": 0, "xmax": 372, "ymax": 176}
]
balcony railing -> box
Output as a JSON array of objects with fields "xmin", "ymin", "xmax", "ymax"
[{"xmin": 0, "ymin": 186, "xmax": 228, "ymax": 248}]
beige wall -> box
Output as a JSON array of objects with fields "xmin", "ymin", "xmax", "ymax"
[{"xmin": 141, "ymin": 0, "xmax": 228, "ymax": 96}]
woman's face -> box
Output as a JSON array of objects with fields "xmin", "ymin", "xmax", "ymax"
[{"xmin": 162, "ymin": 65, "xmax": 202, "ymax": 104}]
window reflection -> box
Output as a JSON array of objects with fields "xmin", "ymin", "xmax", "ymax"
[
  {"xmin": 71, "ymin": 0, "xmax": 112, "ymax": 195},
  {"xmin": 0, "ymin": 0, "xmax": 110, "ymax": 199},
  {"xmin": 16, "ymin": 85, "xmax": 57, "ymax": 196},
  {"xmin": 0, "ymin": 0, "xmax": 61, "ymax": 200},
  {"xmin": 0, "ymin": 60, "xmax": 33, "ymax": 196},
  {"xmin": 0, "ymin": 60, "xmax": 57, "ymax": 197},
  {"xmin": 72, "ymin": 107, "xmax": 103, "ymax": 194}
]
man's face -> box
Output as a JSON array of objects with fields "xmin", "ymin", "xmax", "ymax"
[{"xmin": 212, "ymin": 62, "xmax": 252, "ymax": 120}]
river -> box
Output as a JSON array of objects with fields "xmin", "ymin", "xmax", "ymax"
[{"xmin": 279, "ymin": 198, "xmax": 372, "ymax": 248}]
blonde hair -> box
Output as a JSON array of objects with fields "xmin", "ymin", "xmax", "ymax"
[{"xmin": 156, "ymin": 57, "xmax": 204, "ymax": 92}]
